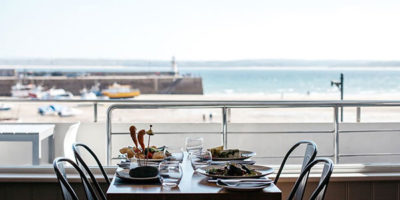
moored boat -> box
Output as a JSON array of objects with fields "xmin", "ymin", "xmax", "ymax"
[
  {"xmin": 102, "ymin": 82, "xmax": 140, "ymax": 99},
  {"xmin": 11, "ymin": 82, "xmax": 41, "ymax": 98}
]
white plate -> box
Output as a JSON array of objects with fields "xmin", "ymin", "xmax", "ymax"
[
  {"xmin": 211, "ymin": 150, "xmax": 255, "ymax": 161},
  {"xmin": 116, "ymin": 168, "xmax": 159, "ymax": 181},
  {"xmin": 217, "ymin": 181, "xmax": 272, "ymax": 191},
  {"xmin": 196, "ymin": 164, "xmax": 274, "ymax": 179}
]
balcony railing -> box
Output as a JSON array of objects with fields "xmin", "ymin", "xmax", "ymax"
[
  {"xmin": 106, "ymin": 100, "xmax": 400, "ymax": 165},
  {"xmin": 2, "ymin": 98, "xmax": 400, "ymax": 165}
]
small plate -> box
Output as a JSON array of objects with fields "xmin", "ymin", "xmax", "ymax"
[
  {"xmin": 196, "ymin": 164, "xmax": 273, "ymax": 179},
  {"xmin": 212, "ymin": 150, "xmax": 255, "ymax": 161},
  {"xmin": 217, "ymin": 181, "xmax": 271, "ymax": 191},
  {"xmin": 116, "ymin": 168, "xmax": 159, "ymax": 181}
]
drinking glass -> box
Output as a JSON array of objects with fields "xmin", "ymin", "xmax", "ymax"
[
  {"xmin": 165, "ymin": 146, "xmax": 184, "ymax": 162},
  {"xmin": 158, "ymin": 161, "xmax": 183, "ymax": 188},
  {"xmin": 185, "ymin": 137, "xmax": 204, "ymax": 154},
  {"xmin": 189, "ymin": 150, "xmax": 212, "ymax": 170}
]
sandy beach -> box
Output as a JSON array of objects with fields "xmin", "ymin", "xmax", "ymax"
[{"xmin": 1, "ymin": 93, "xmax": 400, "ymax": 123}]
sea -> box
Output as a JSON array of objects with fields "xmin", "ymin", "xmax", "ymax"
[{"xmin": 13, "ymin": 66, "xmax": 400, "ymax": 96}]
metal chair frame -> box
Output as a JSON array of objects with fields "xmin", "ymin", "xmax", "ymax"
[
  {"xmin": 287, "ymin": 158, "xmax": 334, "ymax": 200},
  {"xmin": 73, "ymin": 143, "xmax": 109, "ymax": 200},
  {"xmin": 53, "ymin": 157, "xmax": 98, "ymax": 200},
  {"xmin": 275, "ymin": 140, "xmax": 318, "ymax": 200}
]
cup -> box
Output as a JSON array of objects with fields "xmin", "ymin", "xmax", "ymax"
[
  {"xmin": 185, "ymin": 137, "xmax": 204, "ymax": 154},
  {"xmin": 158, "ymin": 161, "xmax": 183, "ymax": 188},
  {"xmin": 164, "ymin": 146, "xmax": 184, "ymax": 162},
  {"xmin": 189, "ymin": 150, "xmax": 212, "ymax": 171}
]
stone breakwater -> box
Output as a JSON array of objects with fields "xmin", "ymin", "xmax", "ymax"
[{"xmin": 0, "ymin": 75, "xmax": 203, "ymax": 96}]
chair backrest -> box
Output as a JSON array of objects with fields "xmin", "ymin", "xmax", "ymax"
[
  {"xmin": 53, "ymin": 157, "xmax": 98, "ymax": 200},
  {"xmin": 287, "ymin": 158, "xmax": 334, "ymax": 200},
  {"xmin": 64, "ymin": 122, "xmax": 81, "ymax": 159},
  {"xmin": 275, "ymin": 140, "xmax": 318, "ymax": 200},
  {"xmin": 73, "ymin": 143, "xmax": 109, "ymax": 200}
]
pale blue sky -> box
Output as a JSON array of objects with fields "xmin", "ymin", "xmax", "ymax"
[{"xmin": 0, "ymin": 0, "xmax": 399, "ymax": 60}]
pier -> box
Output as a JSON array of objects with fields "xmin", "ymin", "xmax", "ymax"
[{"xmin": 0, "ymin": 68, "xmax": 203, "ymax": 96}]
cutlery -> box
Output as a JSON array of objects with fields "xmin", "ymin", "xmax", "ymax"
[
  {"xmin": 210, "ymin": 160, "xmax": 256, "ymax": 165},
  {"xmin": 208, "ymin": 178, "xmax": 272, "ymax": 183},
  {"xmin": 217, "ymin": 180, "xmax": 271, "ymax": 187}
]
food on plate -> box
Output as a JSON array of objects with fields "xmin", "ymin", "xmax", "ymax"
[
  {"xmin": 119, "ymin": 147, "xmax": 134, "ymax": 158},
  {"xmin": 206, "ymin": 163, "xmax": 259, "ymax": 176},
  {"xmin": 146, "ymin": 125, "xmax": 154, "ymax": 135},
  {"xmin": 209, "ymin": 146, "xmax": 240, "ymax": 158},
  {"xmin": 137, "ymin": 129, "xmax": 146, "ymax": 151},
  {"xmin": 152, "ymin": 151, "xmax": 165, "ymax": 159},
  {"xmin": 119, "ymin": 125, "xmax": 172, "ymax": 161},
  {"xmin": 129, "ymin": 126, "xmax": 138, "ymax": 148}
]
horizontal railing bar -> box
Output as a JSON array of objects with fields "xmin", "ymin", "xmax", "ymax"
[
  {"xmin": 340, "ymin": 153, "xmax": 400, "ymax": 157},
  {"xmin": 255, "ymin": 155, "xmax": 334, "ymax": 159},
  {"xmin": 111, "ymin": 132, "xmax": 219, "ymax": 135},
  {"xmin": 110, "ymin": 129, "xmax": 400, "ymax": 135},
  {"xmin": 340, "ymin": 129, "xmax": 400, "ymax": 133},
  {"xmin": 5, "ymin": 98, "xmax": 400, "ymax": 107},
  {"xmin": 111, "ymin": 131, "xmax": 334, "ymax": 135},
  {"xmin": 112, "ymin": 153, "xmax": 400, "ymax": 160},
  {"xmin": 228, "ymin": 131, "xmax": 333, "ymax": 134}
]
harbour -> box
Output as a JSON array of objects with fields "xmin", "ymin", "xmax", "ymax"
[{"xmin": 0, "ymin": 60, "xmax": 203, "ymax": 97}]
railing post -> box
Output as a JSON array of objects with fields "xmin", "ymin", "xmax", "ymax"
[
  {"xmin": 356, "ymin": 107, "xmax": 361, "ymax": 123},
  {"xmin": 333, "ymin": 106, "xmax": 340, "ymax": 163},
  {"xmin": 222, "ymin": 107, "xmax": 228, "ymax": 149},
  {"xmin": 93, "ymin": 102, "xmax": 98, "ymax": 122},
  {"xmin": 106, "ymin": 106, "xmax": 113, "ymax": 166}
]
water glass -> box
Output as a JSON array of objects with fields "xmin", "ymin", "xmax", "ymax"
[
  {"xmin": 165, "ymin": 146, "xmax": 184, "ymax": 162},
  {"xmin": 158, "ymin": 161, "xmax": 183, "ymax": 188},
  {"xmin": 189, "ymin": 150, "xmax": 212, "ymax": 170},
  {"xmin": 185, "ymin": 137, "xmax": 204, "ymax": 154}
]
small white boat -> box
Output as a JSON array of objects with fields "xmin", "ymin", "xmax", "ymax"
[
  {"xmin": 80, "ymin": 88, "xmax": 98, "ymax": 100},
  {"xmin": 11, "ymin": 82, "xmax": 40, "ymax": 98},
  {"xmin": 0, "ymin": 104, "xmax": 12, "ymax": 111},
  {"xmin": 38, "ymin": 104, "xmax": 81, "ymax": 117},
  {"xmin": 31, "ymin": 88, "xmax": 73, "ymax": 99}
]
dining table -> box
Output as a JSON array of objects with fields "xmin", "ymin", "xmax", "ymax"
[{"xmin": 106, "ymin": 154, "xmax": 282, "ymax": 200}]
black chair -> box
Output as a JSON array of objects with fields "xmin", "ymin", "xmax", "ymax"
[
  {"xmin": 53, "ymin": 157, "xmax": 98, "ymax": 200},
  {"xmin": 73, "ymin": 143, "xmax": 109, "ymax": 200},
  {"xmin": 275, "ymin": 141, "xmax": 318, "ymax": 200},
  {"xmin": 287, "ymin": 158, "xmax": 334, "ymax": 200}
]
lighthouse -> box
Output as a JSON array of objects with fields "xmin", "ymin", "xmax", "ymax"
[{"xmin": 171, "ymin": 56, "xmax": 178, "ymax": 76}]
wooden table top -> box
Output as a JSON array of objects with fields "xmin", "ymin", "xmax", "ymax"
[{"xmin": 107, "ymin": 157, "xmax": 281, "ymax": 200}]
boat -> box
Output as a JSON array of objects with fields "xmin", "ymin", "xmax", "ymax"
[
  {"xmin": 0, "ymin": 104, "xmax": 11, "ymax": 111},
  {"xmin": 11, "ymin": 82, "xmax": 41, "ymax": 98},
  {"xmin": 80, "ymin": 88, "xmax": 98, "ymax": 100},
  {"xmin": 30, "ymin": 88, "xmax": 73, "ymax": 99},
  {"xmin": 101, "ymin": 82, "xmax": 140, "ymax": 99},
  {"xmin": 80, "ymin": 82, "xmax": 104, "ymax": 100},
  {"xmin": 38, "ymin": 104, "xmax": 81, "ymax": 117}
]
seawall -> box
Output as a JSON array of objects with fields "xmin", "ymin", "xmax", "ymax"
[{"xmin": 0, "ymin": 75, "xmax": 203, "ymax": 96}]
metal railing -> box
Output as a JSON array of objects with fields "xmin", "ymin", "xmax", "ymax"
[
  {"xmin": 2, "ymin": 98, "xmax": 400, "ymax": 165},
  {"xmin": 105, "ymin": 100, "xmax": 400, "ymax": 165}
]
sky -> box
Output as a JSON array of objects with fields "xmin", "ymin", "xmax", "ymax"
[{"xmin": 0, "ymin": 0, "xmax": 400, "ymax": 61}]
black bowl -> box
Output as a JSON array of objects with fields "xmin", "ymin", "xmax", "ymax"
[{"xmin": 129, "ymin": 166, "xmax": 159, "ymax": 178}]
